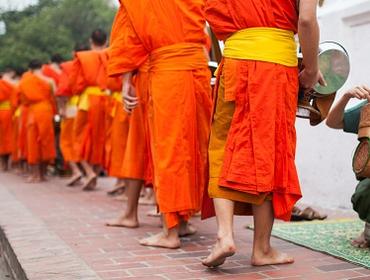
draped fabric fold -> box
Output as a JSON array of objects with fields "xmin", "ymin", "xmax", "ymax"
[{"xmin": 204, "ymin": 0, "xmax": 302, "ymax": 221}]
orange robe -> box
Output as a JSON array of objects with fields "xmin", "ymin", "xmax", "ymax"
[
  {"xmin": 42, "ymin": 64, "xmax": 61, "ymax": 86},
  {"xmin": 109, "ymin": 0, "xmax": 212, "ymax": 228},
  {"xmin": 106, "ymin": 76, "xmax": 129, "ymax": 177},
  {"xmin": 10, "ymin": 85, "xmax": 21, "ymax": 162},
  {"xmin": 121, "ymin": 63, "xmax": 151, "ymax": 182},
  {"xmin": 57, "ymin": 61, "xmax": 77, "ymax": 162},
  {"xmin": 0, "ymin": 80, "xmax": 13, "ymax": 156},
  {"xmin": 18, "ymin": 105, "xmax": 29, "ymax": 161},
  {"xmin": 70, "ymin": 50, "xmax": 109, "ymax": 166},
  {"xmin": 19, "ymin": 72, "xmax": 56, "ymax": 164},
  {"xmin": 204, "ymin": 0, "xmax": 302, "ymax": 221}
]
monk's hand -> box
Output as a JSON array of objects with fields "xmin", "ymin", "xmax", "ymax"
[
  {"xmin": 299, "ymin": 69, "xmax": 326, "ymax": 90},
  {"xmin": 123, "ymin": 83, "xmax": 138, "ymax": 113},
  {"xmin": 344, "ymin": 86, "xmax": 370, "ymax": 102}
]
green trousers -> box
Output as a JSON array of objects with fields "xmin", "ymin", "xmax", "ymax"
[{"xmin": 352, "ymin": 178, "xmax": 370, "ymax": 223}]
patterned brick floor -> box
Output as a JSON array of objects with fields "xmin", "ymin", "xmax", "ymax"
[{"xmin": 0, "ymin": 172, "xmax": 369, "ymax": 280}]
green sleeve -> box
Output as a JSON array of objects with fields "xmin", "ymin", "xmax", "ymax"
[{"xmin": 343, "ymin": 101, "xmax": 368, "ymax": 134}]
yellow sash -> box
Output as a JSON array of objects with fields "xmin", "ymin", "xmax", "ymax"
[
  {"xmin": 14, "ymin": 107, "xmax": 21, "ymax": 117},
  {"xmin": 65, "ymin": 95, "xmax": 80, "ymax": 118},
  {"xmin": 224, "ymin": 27, "xmax": 298, "ymax": 67},
  {"xmin": 78, "ymin": 86, "xmax": 107, "ymax": 111},
  {"xmin": 68, "ymin": 95, "xmax": 80, "ymax": 107},
  {"xmin": 112, "ymin": 92, "xmax": 122, "ymax": 103},
  {"xmin": 0, "ymin": 101, "xmax": 11, "ymax": 110}
]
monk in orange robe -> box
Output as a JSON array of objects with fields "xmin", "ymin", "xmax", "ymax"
[
  {"xmin": 70, "ymin": 29, "xmax": 109, "ymax": 190},
  {"xmin": 9, "ymin": 76, "xmax": 23, "ymax": 172},
  {"xmin": 19, "ymin": 60, "xmax": 57, "ymax": 182},
  {"xmin": 106, "ymin": 61, "xmax": 154, "ymax": 228},
  {"xmin": 109, "ymin": 0, "xmax": 212, "ymax": 248},
  {"xmin": 57, "ymin": 59, "xmax": 82, "ymax": 186},
  {"xmin": 0, "ymin": 68, "xmax": 17, "ymax": 171},
  {"xmin": 202, "ymin": 0, "xmax": 324, "ymax": 267}
]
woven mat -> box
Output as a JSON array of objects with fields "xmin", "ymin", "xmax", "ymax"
[{"xmin": 247, "ymin": 219, "xmax": 370, "ymax": 268}]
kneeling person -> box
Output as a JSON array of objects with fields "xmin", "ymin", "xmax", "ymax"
[{"xmin": 326, "ymin": 85, "xmax": 370, "ymax": 248}]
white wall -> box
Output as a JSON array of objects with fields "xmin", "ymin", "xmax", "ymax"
[{"xmin": 296, "ymin": 0, "xmax": 370, "ymax": 209}]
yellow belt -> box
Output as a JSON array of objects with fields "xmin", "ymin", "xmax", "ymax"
[
  {"xmin": 78, "ymin": 86, "xmax": 107, "ymax": 111},
  {"xmin": 112, "ymin": 92, "xmax": 122, "ymax": 103},
  {"xmin": 14, "ymin": 107, "xmax": 21, "ymax": 117},
  {"xmin": 224, "ymin": 27, "xmax": 298, "ymax": 67},
  {"xmin": 67, "ymin": 95, "xmax": 80, "ymax": 107},
  {"xmin": 0, "ymin": 100, "xmax": 11, "ymax": 110}
]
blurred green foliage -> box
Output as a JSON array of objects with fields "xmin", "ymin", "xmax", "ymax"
[{"xmin": 0, "ymin": 0, "xmax": 116, "ymax": 71}]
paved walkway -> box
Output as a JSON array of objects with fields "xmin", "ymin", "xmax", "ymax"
[{"xmin": 0, "ymin": 173, "xmax": 369, "ymax": 280}]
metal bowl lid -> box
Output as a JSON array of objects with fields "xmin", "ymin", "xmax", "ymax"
[{"xmin": 314, "ymin": 41, "xmax": 350, "ymax": 95}]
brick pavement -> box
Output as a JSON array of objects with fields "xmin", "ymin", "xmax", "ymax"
[{"xmin": 0, "ymin": 172, "xmax": 369, "ymax": 280}]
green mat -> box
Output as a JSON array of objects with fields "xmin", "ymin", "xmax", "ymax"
[{"xmin": 248, "ymin": 219, "xmax": 370, "ymax": 269}]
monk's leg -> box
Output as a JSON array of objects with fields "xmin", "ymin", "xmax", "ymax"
[
  {"xmin": 179, "ymin": 220, "xmax": 197, "ymax": 237},
  {"xmin": 39, "ymin": 162, "xmax": 47, "ymax": 181},
  {"xmin": 0, "ymin": 155, "xmax": 10, "ymax": 171},
  {"xmin": 146, "ymin": 207, "xmax": 161, "ymax": 217},
  {"xmin": 144, "ymin": 191, "xmax": 159, "ymax": 216},
  {"xmin": 251, "ymin": 200, "xmax": 294, "ymax": 266},
  {"xmin": 202, "ymin": 198, "xmax": 236, "ymax": 267},
  {"xmin": 106, "ymin": 179, "xmax": 143, "ymax": 228},
  {"xmin": 107, "ymin": 178, "xmax": 125, "ymax": 196},
  {"xmin": 26, "ymin": 164, "xmax": 42, "ymax": 183},
  {"xmin": 139, "ymin": 220, "xmax": 181, "ymax": 249},
  {"xmin": 81, "ymin": 160, "xmax": 97, "ymax": 190},
  {"xmin": 66, "ymin": 162, "xmax": 83, "ymax": 186}
]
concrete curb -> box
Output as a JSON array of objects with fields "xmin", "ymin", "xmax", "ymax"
[{"xmin": 0, "ymin": 225, "xmax": 24, "ymax": 280}]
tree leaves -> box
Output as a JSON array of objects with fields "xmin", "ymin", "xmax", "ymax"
[{"xmin": 0, "ymin": 0, "xmax": 115, "ymax": 71}]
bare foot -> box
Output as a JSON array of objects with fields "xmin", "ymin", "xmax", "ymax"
[
  {"xmin": 82, "ymin": 176, "xmax": 97, "ymax": 191},
  {"xmin": 114, "ymin": 193, "xmax": 128, "ymax": 201},
  {"xmin": 66, "ymin": 173, "xmax": 82, "ymax": 187},
  {"xmin": 351, "ymin": 232, "xmax": 369, "ymax": 248},
  {"xmin": 179, "ymin": 223, "xmax": 197, "ymax": 237},
  {"xmin": 107, "ymin": 185, "xmax": 125, "ymax": 196},
  {"xmin": 139, "ymin": 232, "xmax": 181, "ymax": 249},
  {"xmin": 202, "ymin": 237, "xmax": 236, "ymax": 268},
  {"xmin": 26, "ymin": 176, "xmax": 43, "ymax": 183},
  {"xmin": 251, "ymin": 247, "xmax": 294, "ymax": 266},
  {"xmin": 106, "ymin": 215, "xmax": 139, "ymax": 228},
  {"xmin": 147, "ymin": 208, "xmax": 160, "ymax": 217},
  {"xmin": 139, "ymin": 196, "xmax": 156, "ymax": 205}
]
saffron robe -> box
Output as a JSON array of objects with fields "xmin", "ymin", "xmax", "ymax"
[
  {"xmin": 0, "ymin": 80, "xmax": 14, "ymax": 156},
  {"xmin": 109, "ymin": 0, "xmax": 212, "ymax": 228},
  {"xmin": 42, "ymin": 64, "xmax": 62, "ymax": 86},
  {"xmin": 205, "ymin": 0, "xmax": 302, "ymax": 221},
  {"xmin": 57, "ymin": 61, "xmax": 78, "ymax": 162},
  {"xmin": 119, "ymin": 63, "xmax": 152, "ymax": 182},
  {"xmin": 19, "ymin": 72, "xmax": 56, "ymax": 164},
  {"xmin": 105, "ymin": 75, "xmax": 127, "ymax": 174},
  {"xmin": 70, "ymin": 50, "xmax": 109, "ymax": 166},
  {"xmin": 10, "ymin": 86, "xmax": 21, "ymax": 162}
]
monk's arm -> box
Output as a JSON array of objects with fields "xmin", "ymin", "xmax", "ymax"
[
  {"xmin": 326, "ymin": 86, "xmax": 370, "ymax": 129},
  {"xmin": 298, "ymin": 0, "xmax": 320, "ymax": 89}
]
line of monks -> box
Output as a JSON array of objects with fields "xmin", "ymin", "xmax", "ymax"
[{"xmin": 0, "ymin": 0, "xmax": 323, "ymax": 268}]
